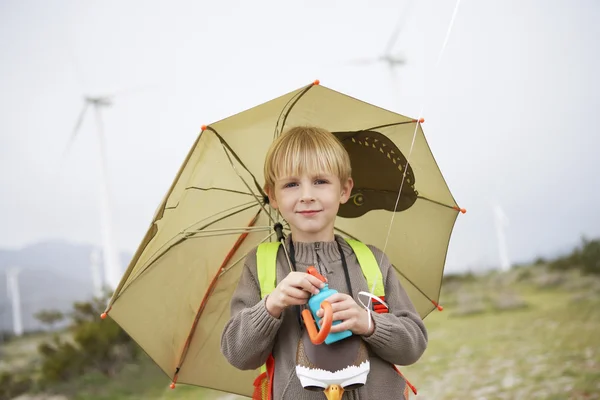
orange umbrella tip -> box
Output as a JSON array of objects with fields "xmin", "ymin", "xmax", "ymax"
[
  {"xmin": 431, "ymin": 300, "xmax": 443, "ymax": 311},
  {"xmin": 100, "ymin": 312, "xmax": 107, "ymax": 319},
  {"xmin": 170, "ymin": 383, "xmax": 176, "ymax": 389},
  {"xmin": 413, "ymin": 118, "xmax": 425, "ymax": 124},
  {"xmin": 313, "ymin": 79, "xmax": 320, "ymax": 85},
  {"xmin": 201, "ymin": 125, "xmax": 207, "ymax": 131},
  {"xmin": 453, "ymin": 206, "xmax": 467, "ymax": 214}
]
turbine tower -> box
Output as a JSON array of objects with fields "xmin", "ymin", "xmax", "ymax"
[
  {"xmin": 90, "ymin": 248, "xmax": 104, "ymax": 298},
  {"xmin": 64, "ymin": 95, "xmax": 122, "ymax": 291},
  {"xmin": 493, "ymin": 204, "xmax": 511, "ymax": 271},
  {"xmin": 6, "ymin": 268, "xmax": 23, "ymax": 337}
]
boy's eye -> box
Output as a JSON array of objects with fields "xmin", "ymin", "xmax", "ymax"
[
  {"xmin": 314, "ymin": 179, "xmax": 328, "ymax": 185},
  {"xmin": 283, "ymin": 182, "xmax": 298, "ymax": 188}
]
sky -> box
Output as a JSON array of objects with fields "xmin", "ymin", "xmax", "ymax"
[{"xmin": 1, "ymin": 0, "xmax": 599, "ymax": 274}]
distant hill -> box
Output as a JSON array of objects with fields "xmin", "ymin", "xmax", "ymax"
[{"xmin": 0, "ymin": 240, "xmax": 131, "ymax": 333}]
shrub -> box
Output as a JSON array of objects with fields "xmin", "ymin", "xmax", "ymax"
[{"xmin": 37, "ymin": 294, "xmax": 140, "ymax": 385}]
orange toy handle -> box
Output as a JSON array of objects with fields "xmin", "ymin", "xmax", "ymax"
[
  {"xmin": 307, "ymin": 266, "xmax": 327, "ymax": 283},
  {"xmin": 301, "ymin": 301, "xmax": 333, "ymax": 345}
]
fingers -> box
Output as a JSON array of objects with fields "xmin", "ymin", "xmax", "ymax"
[
  {"xmin": 329, "ymin": 319, "xmax": 354, "ymax": 333},
  {"xmin": 330, "ymin": 309, "xmax": 355, "ymax": 322},
  {"xmin": 280, "ymin": 286, "xmax": 311, "ymax": 302},
  {"xmin": 298, "ymin": 274, "xmax": 326, "ymax": 294},
  {"xmin": 316, "ymin": 296, "xmax": 355, "ymax": 317},
  {"xmin": 318, "ymin": 308, "xmax": 356, "ymax": 324},
  {"xmin": 284, "ymin": 272, "xmax": 325, "ymax": 295},
  {"xmin": 323, "ymin": 293, "xmax": 352, "ymax": 304}
]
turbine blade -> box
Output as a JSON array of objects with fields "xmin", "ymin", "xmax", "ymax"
[
  {"xmin": 384, "ymin": 0, "xmax": 416, "ymax": 56},
  {"xmin": 62, "ymin": 101, "xmax": 89, "ymax": 159},
  {"xmin": 107, "ymin": 83, "xmax": 158, "ymax": 100},
  {"xmin": 346, "ymin": 57, "xmax": 379, "ymax": 66}
]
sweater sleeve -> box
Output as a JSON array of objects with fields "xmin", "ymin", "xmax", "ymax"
[
  {"xmin": 220, "ymin": 248, "xmax": 283, "ymax": 370},
  {"xmin": 361, "ymin": 245, "xmax": 428, "ymax": 366}
]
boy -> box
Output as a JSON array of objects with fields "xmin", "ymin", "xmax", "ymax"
[{"xmin": 220, "ymin": 126, "xmax": 427, "ymax": 399}]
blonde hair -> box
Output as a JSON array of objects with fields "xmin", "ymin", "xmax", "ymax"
[{"xmin": 263, "ymin": 126, "xmax": 352, "ymax": 192}]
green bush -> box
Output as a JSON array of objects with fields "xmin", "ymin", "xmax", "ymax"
[
  {"xmin": 0, "ymin": 371, "xmax": 33, "ymax": 400},
  {"xmin": 37, "ymin": 294, "xmax": 140, "ymax": 385},
  {"xmin": 580, "ymin": 238, "xmax": 600, "ymax": 275},
  {"xmin": 550, "ymin": 237, "xmax": 600, "ymax": 275}
]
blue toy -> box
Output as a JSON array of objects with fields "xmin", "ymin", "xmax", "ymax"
[{"xmin": 301, "ymin": 266, "xmax": 353, "ymax": 345}]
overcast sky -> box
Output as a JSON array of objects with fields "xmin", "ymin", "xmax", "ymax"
[{"xmin": 1, "ymin": 0, "xmax": 599, "ymax": 273}]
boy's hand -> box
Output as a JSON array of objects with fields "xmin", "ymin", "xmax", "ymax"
[
  {"xmin": 316, "ymin": 293, "xmax": 374, "ymax": 336},
  {"xmin": 265, "ymin": 272, "xmax": 325, "ymax": 318}
]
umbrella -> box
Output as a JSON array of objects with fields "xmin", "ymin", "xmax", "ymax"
[{"xmin": 102, "ymin": 80, "xmax": 465, "ymax": 397}]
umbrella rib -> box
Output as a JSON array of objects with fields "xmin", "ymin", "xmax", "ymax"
[
  {"xmin": 416, "ymin": 195, "xmax": 459, "ymax": 211},
  {"xmin": 391, "ymin": 264, "xmax": 442, "ymax": 319},
  {"xmin": 204, "ymin": 126, "xmax": 268, "ymax": 200},
  {"xmin": 178, "ymin": 201, "xmax": 258, "ymax": 235},
  {"xmin": 163, "ymin": 189, "xmax": 255, "ymax": 212},
  {"xmin": 116, "ymin": 202, "xmax": 261, "ymax": 293},
  {"xmin": 184, "ymin": 226, "xmax": 273, "ymax": 239},
  {"xmin": 362, "ymin": 120, "xmax": 421, "ymax": 132},
  {"xmin": 273, "ymin": 88, "xmax": 305, "ymax": 140},
  {"xmin": 185, "ymin": 186, "xmax": 255, "ymax": 197},
  {"xmin": 171, "ymin": 209, "xmax": 263, "ymax": 387},
  {"xmin": 211, "ymin": 129, "xmax": 278, "ymax": 226},
  {"xmin": 218, "ymin": 230, "xmax": 278, "ymax": 278},
  {"xmin": 274, "ymin": 82, "xmax": 316, "ymax": 139}
]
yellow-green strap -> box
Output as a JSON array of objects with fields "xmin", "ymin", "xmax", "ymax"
[
  {"xmin": 257, "ymin": 242, "xmax": 281, "ymax": 299},
  {"xmin": 257, "ymin": 242, "xmax": 281, "ymax": 375},
  {"xmin": 344, "ymin": 239, "xmax": 385, "ymax": 297}
]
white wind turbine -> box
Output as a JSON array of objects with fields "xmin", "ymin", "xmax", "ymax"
[
  {"xmin": 6, "ymin": 268, "xmax": 23, "ymax": 337},
  {"xmin": 63, "ymin": 94, "xmax": 122, "ymax": 292},
  {"xmin": 493, "ymin": 203, "xmax": 511, "ymax": 271},
  {"xmin": 347, "ymin": 0, "xmax": 416, "ymax": 97},
  {"xmin": 90, "ymin": 248, "xmax": 104, "ymax": 299}
]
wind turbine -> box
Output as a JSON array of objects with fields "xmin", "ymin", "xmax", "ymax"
[
  {"xmin": 63, "ymin": 94, "xmax": 122, "ymax": 292},
  {"xmin": 347, "ymin": 0, "xmax": 415, "ymax": 97},
  {"xmin": 90, "ymin": 248, "xmax": 104, "ymax": 299},
  {"xmin": 493, "ymin": 203, "xmax": 511, "ymax": 271},
  {"xmin": 6, "ymin": 268, "xmax": 23, "ymax": 337}
]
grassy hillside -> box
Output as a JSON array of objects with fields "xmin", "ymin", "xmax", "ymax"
[
  {"xmin": 401, "ymin": 267, "xmax": 600, "ymax": 399},
  {"xmin": 2, "ymin": 265, "xmax": 599, "ymax": 400}
]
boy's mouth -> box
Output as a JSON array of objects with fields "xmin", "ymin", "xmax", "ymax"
[{"xmin": 297, "ymin": 210, "xmax": 321, "ymax": 216}]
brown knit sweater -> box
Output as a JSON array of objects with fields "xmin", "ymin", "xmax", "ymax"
[{"xmin": 220, "ymin": 235, "xmax": 428, "ymax": 399}]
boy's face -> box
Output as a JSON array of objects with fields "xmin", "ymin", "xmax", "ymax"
[{"xmin": 268, "ymin": 172, "xmax": 353, "ymax": 243}]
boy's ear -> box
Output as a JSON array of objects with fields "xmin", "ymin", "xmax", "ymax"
[
  {"xmin": 340, "ymin": 178, "xmax": 354, "ymax": 204},
  {"xmin": 265, "ymin": 186, "xmax": 278, "ymax": 209}
]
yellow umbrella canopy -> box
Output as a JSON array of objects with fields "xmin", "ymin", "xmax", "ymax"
[{"xmin": 103, "ymin": 81, "xmax": 464, "ymax": 397}]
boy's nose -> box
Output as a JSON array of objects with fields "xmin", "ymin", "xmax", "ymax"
[{"xmin": 300, "ymin": 187, "xmax": 315, "ymax": 203}]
